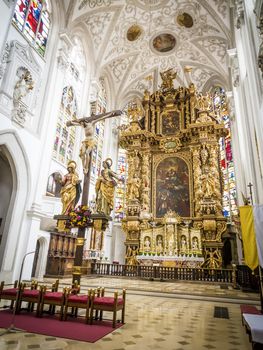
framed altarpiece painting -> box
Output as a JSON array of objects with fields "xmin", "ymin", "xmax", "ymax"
[
  {"xmin": 152, "ymin": 154, "xmax": 193, "ymax": 218},
  {"xmin": 159, "ymin": 109, "xmax": 181, "ymax": 135}
]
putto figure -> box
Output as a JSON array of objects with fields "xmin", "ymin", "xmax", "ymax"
[{"xmin": 95, "ymin": 158, "xmax": 124, "ymax": 216}]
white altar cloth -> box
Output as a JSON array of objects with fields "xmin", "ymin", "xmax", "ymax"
[{"xmin": 243, "ymin": 313, "xmax": 263, "ymax": 344}]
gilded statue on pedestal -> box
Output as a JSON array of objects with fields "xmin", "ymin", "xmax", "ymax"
[
  {"xmin": 95, "ymin": 158, "xmax": 124, "ymax": 216},
  {"xmin": 60, "ymin": 160, "xmax": 81, "ymax": 215}
]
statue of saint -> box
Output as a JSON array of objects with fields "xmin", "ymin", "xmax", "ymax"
[
  {"xmin": 181, "ymin": 236, "xmax": 187, "ymax": 251},
  {"xmin": 156, "ymin": 236, "xmax": 163, "ymax": 253},
  {"xmin": 95, "ymin": 158, "xmax": 124, "ymax": 216},
  {"xmin": 126, "ymin": 247, "xmax": 139, "ymax": 266},
  {"xmin": 127, "ymin": 175, "xmax": 140, "ymax": 200},
  {"xmin": 201, "ymin": 167, "xmax": 216, "ymax": 198},
  {"xmin": 13, "ymin": 69, "xmax": 34, "ymax": 104},
  {"xmin": 60, "ymin": 160, "xmax": 81, "ymax": 215},
  {"xmin": 192, "ymin": 237, "xmax": 198, "ymax": 250},
  {"xmin": 144, "ymin": 237, "xmax": 151, "ymax": 252}
]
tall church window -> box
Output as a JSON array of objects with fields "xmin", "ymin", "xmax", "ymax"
[
  {"xmin": 212, "ymin": 87, "xmax": 238, "ymax": 220},
  {"xmin": 114, "ymin": 106, "xmax": 130, "ymax": 222},
  {"xmin": 46, "ymin": 172, "xmax": 62, "ymax": 197},
  {"xmin": 52, "ymin": 86, "xmax": 77, "ymax": 165},
  {"xmin": 115, "ymin": 147, "xmax": 127, "ymax": 222},
  {"xmin": 12, "ymin": 0, "xmax": 50, "ymax": 56},
  {"xmin": 89, "ymin": 78, "xmax": 107, "ymax": 185}
]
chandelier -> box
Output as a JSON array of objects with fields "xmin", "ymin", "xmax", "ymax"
[{"xmin": 79, "ymin": 0, "xmax": 112, "ymax": 10}]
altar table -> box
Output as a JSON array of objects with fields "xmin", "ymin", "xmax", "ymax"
[{"xmin": 243, "ymin": 313, "xmax": 263, "ymax": 345}]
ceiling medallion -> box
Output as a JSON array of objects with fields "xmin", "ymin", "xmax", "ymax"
[
  {"xmin": 152, "ymin": 33, "xmax": 176, "ymax": 53},
  {"xmin": 127, "ymin": 25, "xmax": 143, "ymax": 42},
  {"xmin": 177, "ymin": 13, "xmax": 194, "ymax": 28}
]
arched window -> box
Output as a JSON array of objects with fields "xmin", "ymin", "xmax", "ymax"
[
  {"xmin": 90, "ymin": 77, "xmax": 107, "ymax": 185},
  {"xmin": 52, "ymin": 86, "xmax": 77, "ymax": 164},
  {"xmin": 212, "ymin": 86, "xmax": 238, "ymax": 220},
  {"xmin": 46, "ymin": 172, "xmax": 62, "ymax": 197},
  {"xmin": 12, "ymin": 0, "xmax": 50, "ymax": 56},
  {"xmin": 114, "ymin": 103, "xmax": 131, "ymax": 222}
]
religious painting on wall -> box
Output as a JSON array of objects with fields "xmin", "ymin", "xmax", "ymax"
[
  {"xmin": 155, "ymin": 156, "xmax": 190, "ymax": 217},
  {"xmin": 161, "ymin": 111, "xmax": 180, "ymax": 135}
]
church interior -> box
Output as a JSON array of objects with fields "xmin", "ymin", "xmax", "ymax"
[{"xmin": 0, "ymin": 0, "xmax": 263, "ymax": 349}]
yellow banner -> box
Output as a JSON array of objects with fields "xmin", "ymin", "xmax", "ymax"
[{"xmin": 239, "ymin": 206, "xmax": 259, "ymax": 271}]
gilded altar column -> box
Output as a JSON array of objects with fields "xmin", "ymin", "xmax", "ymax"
[
  {"xmin": 208, "ymin": 144, "xmax": 222, "ymax": 215},
  {"xmin": 191, "ymin": 146, "xmax": 202, "ymax": 216},
  {"xmin": 142, "ymin": 90, "xmax": 150, "ymax": 131},
  {"xmin": 140, "ymin": 151, "xmax": 151, "ymax": 218},
  {"xmin": 150, "ymin": 104, "xmax": 156, "ymax": 134}
]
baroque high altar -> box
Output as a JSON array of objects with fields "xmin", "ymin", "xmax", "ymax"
[{"xmin": 120, "ymin": 70, "xmax": 228, "ymax": 269}]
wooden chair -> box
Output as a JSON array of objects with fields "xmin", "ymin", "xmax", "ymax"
[
  {"xmin": 89, "ymin": 288, "xmax": 126, "ymax": 328},
  {"xmin": 0, "ymin": 280, "xmax": 20, "ymax": 311},
  {"xmin": 48, "ymin": 279, "xmax": 59, "ymax": 314},
  {"xmin": 39, "ymin": 286, "xmax": 67, "ymax": 320},
  {"xmin": 64, "ymin": 289, "xmax": 91, "ymax": 322},
  {"xmin": 17, "ymin": 283, "xmax": 43, "ymax": 316}
]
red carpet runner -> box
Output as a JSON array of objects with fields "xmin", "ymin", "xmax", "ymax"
[{"xmin": 0, "ymin": 310, "xmax": 122, "ymax": 342}]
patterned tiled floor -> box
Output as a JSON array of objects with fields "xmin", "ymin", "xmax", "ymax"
[{"xmin": 0, "ymin": 277, "xmax": 259, "ymax": 349}]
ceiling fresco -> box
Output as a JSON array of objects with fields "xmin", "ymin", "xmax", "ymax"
[{"xmin": 70, "ymin": 0, "xmax": 231, "ymax": 105}]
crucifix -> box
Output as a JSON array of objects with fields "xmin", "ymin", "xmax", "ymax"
[
  {"xmin": 66, "ymin": 109, "xmax": 122, "ymax": 284},
  {"xmin": 247, "ymin": 182, "xmax": 253, "ymax": 205}
]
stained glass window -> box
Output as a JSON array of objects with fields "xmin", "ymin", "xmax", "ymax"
[
  {"xmin": 52, "ymin": 86, "xmax": 77, "ymax": 165},
  {"xmin": 12, "ymin": 0, "xmax": 50, "ymax": 56},
  {"xmin": 46, "ymin": 172, "xmax": 62, "ymax": 197},
  {"xmin": 114, "ymin": 110, "xmax": 129, "ymax": 222},
  {"xmin": 89, "ymin": 79, "xmax": 107, "ymax": 185},
  {"xmin": 212, "ymin": 87, "xmax": 238, "ymax": 220},
  {"xmin": 114, "ymin": 148, "xmax": 127, "ymax": 222}
]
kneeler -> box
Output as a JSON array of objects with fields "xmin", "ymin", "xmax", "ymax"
[
  {"xmin": 89, "ymin": 289, "xmax": 126, "ymax": 328},
  {"xmin": 63, "ymin": 289, "xmax": 92, "ymax": 322},
  {"xmin": 39, "ymin": 287, "xmax": 67, "ymax": 320},
  {"xmin": 0, "ymin": 280, "xmax": 20, "ymax": 312}
]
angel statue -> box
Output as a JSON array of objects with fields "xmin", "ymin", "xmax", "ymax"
[
  {"xmin": 160, "ymin": 68, "xmax": 177, "ymax": 90},
  {"xmin": 95, "ymin": 158, "xmax": 124, "ymax": 216}
]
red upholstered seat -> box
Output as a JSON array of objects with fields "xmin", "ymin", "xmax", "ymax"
[
  {"xmin": 90, "ymin": 289, "xmax": 126, "ymax": 328},
  {"xmin": 1, "ymin": 288, "xmax": 18, "ymax": 296},
  {"xmin": 68, "ymin": 294, "xmax": 88, "ymax": 304},
  {"xmin": 39, "ymin": 288, "xmax": 67, "ymax": 320},
  {"xmin": 43, "ymin": 292, "xmax": 64, "ymax": 301},
  {"xmin": 94, "ymin": 297, "xmax": 124, "ymax": 306},
  {"xmin": 63, "ymin": 290, "xmax": 91, "ymax": 322},
  {"xmin": 0, "ymin": 281, "xmax": 20, "ymax": 313},
  {"xmin": 17, "ymin": 284, "xmax": 43, "ymax": 315},
  {"xmin": 21, "ymin": 289, "xmax": 40, "ymax": 297}
]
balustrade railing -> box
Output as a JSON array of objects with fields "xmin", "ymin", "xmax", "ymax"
[{"xmin": 91, "ymin": 263, "xmax": 234, "ymax": 284}]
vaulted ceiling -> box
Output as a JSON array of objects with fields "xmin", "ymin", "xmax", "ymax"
[{"xmin": 69, "ymin": 0, "xmax": 232, "ymax": 105}]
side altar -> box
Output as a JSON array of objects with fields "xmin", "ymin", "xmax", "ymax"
[{"xmin": 120, "ymin": 70, "xmax": 228, "ymax": 268}]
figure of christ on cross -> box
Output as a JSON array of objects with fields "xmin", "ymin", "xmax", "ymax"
[
  {"xmin": 66, "ymin": 109, "xmax": 122, "ymax": 285},
  {"xmin": 66, "ymin": 109, "xmax": 122, "ymax": 175}
]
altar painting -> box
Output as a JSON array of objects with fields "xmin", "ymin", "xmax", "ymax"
[
  {"xmin": 161, "ymin": 111, "xmax": 180, "ymax": 135},
  {"xmin": 156, "ymin": 157, "xmax": 190, "ymax": 217}
]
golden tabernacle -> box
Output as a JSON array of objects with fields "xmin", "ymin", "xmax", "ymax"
[{"xmin": 120, "ymin": 69, "xmax": 227, "ymax": 269}]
